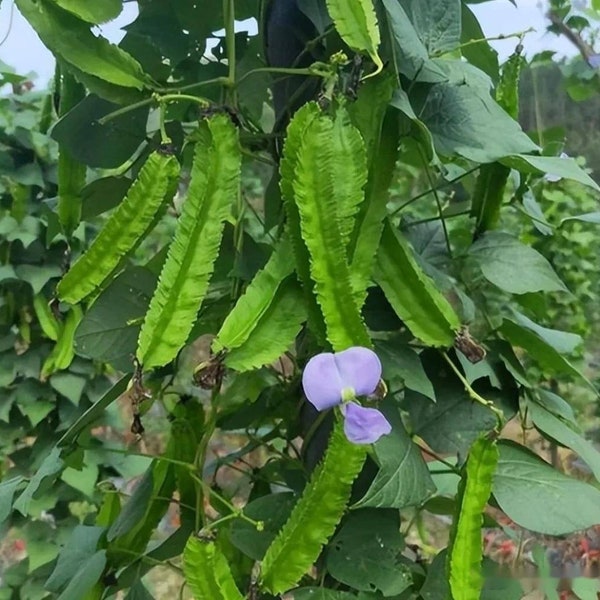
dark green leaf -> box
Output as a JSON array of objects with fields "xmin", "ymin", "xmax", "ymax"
[
  {"xmin": 355, "ymin": 406, "xmax": 435, "ymax": 509},
  {"xmin": 56, "ymin": 550, "xmax": 106, "ymax": 600},
  {"xmin": 229, "ymin": 493, "xmax": 296, "ymax": 560},
  {"xmin": 51, "ymin": 94, "xmax": 148, "ymax": 168},
  {"xmin": 326, "ymin": 509, "xmax": 411, "ymax": 596}
]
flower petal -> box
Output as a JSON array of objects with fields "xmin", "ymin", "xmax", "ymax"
[
  {"xmin": 343, "ymin": 403, "xmax": 392, "ymax": 445},
  {"xmin": 334, "ymin": 347, "xmax": 382, "ymax": 397},
  {"xmin": 302, "ymin": 352, "xmax": 344, "ymax": 411}
]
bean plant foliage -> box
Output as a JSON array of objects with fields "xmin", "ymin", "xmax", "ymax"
[{"xmin": 2, "ymin": 0, "xmax": 600, "ymax": 598}]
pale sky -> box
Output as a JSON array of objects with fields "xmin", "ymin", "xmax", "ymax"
[{"xmin": 0, "ymin": 0, "xmax": 582, "ymax": 88}]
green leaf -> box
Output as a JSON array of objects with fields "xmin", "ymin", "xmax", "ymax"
[
  {"xmin": 416, "ymin": 64, "xmax": 538, "ymax": 162},
  {"xmin": 13, "ymin": 447, "xmax": 64, "ymax": 515},
  {"xmin": 51, "ymin": 0, "xmax": 121, "ymax": 23},
  {"xmin": 51, "ymin": 94, "xmax": 148, "ymax": 168},
  {"xmin": 0, "ymin": 477, "xmax": 24, "ymax": 525},
  {"xmin": 355, "ymin": 406, "xmax": 435, "ymax": 509},
  {"xmin": 137, "ymin": 116, "xmax": 241, "ymax": 369},
  {"xmin": 529, "ymin": 400, "xmax": 600, "ymax": 482},
  {"xmin": 560, "ymin": 211, "xmax": 600, "ymax": 226},
  {"xmin": 380, "ymin": 0, "xmax": 447, "ymax": 82},
  {"xmin": 470, "ymin": 163, "xmax": 511, "ymax": 237},
  {"xmin": 57, "ymin": 151, "xmax": 180, "ymax": 304},
  {"xmin": 469, "ymin": 231, "xmax": 568, "ymax": 294},
  {"xmin": 326, "ymin": 0, "xmax": 383, "ymax": 73},
  {"xmin": 224, "ymin": 277, "xmax": 306, "ymax": 372},
  {"xmin": 125, "ymin": 582, "xmax": 155, "ymax": 600},
  {"xmin": 107, "ymin": 459, "xmax": 176, "ymax": 562},
  {"xmin": 183, "ymin": 536, "xmax": 244, "ymax": 600},
  {"xmin": 326, "ymin": 509, "xmax": 411, "ymax": 596},
  {"xmin": 213, "ymin": 236, "xmax": 295, "ymax": 353},
  {"xmin": 507, "ymin": 311, "xmax": 582, "ymax": 354},
  {"xmin": 374, "ymin": 220, "xmax": 460, "ymax": 347},
  {"xmin": 404, "ymin": 351, "xmax": 517, "ymax": 457},
  {"xmin": 57, "ymin": 375, "xmax": 129, "ymax": 447},
  {"xmin": 56, "ymin": 551, "xmax": 106, "ymax": 600},
  {"xmin": 400, "ymin": 0, "xmax": 461, "ymax": 55},
  {"xmin": 285, "ymin": 104, "xmax": 370, "ymax": 350},
  {"xmin": 499, "ymin": 319, "xmax": 586, "ymax": 380},
  {"xmin": 75, "ymin": 266, "xmax": 157, "ymax": 372},
  {"xmin": 493, "ymin": 441, "xmax": 600, "ymax": 535},
  {"xmin": 502, "ymin": 154, "xmax": 600, "ymax": 191},
  {"xmin": 46, "ymin": 526, "xmax": 104, "ymax": 593},
  {"xmin": 15, "ymin": 0, "xmax": 147, "ymax": 89},
  {"xmin": 50, "ymin": 372, "xmax": 86, "ymax": 405},
  {"xmin": 375, "ymin": 338, "xmax": 435, "ymax": 400},
  {"xmin": 229, "ymin": 493, "xmax": 296, "ymax": 560},
  {"xmin": 448, "ymin": 437, "xmax": 499, "ymax": 600},
  {"xmin": 260, "ymin": 421, "xmax": 367, "ymax": 594}
]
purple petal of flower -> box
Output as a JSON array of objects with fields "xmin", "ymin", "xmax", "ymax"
[
  {"xmin": 588, "ymin": 54, "xmax": 600, "ymax": 69},
  {"xmin": 343, "ymin": 403, "xmax": 392, "ymax": 445},
  {"xmin": 302, "ymin": 352, "xmax": 344, "ymax": 411},
  {"xmin": 334, "ymin": 347, "xmax": 382, "ymax": 397}
]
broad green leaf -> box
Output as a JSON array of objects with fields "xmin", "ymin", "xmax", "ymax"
[
  {"xmin": 0, "ymin": 477, "xmax": 24, "ymax": 525},
  {"xmin": 499, "ymin": 319, "xmax": 586, "ymax": 380},
  {"xmin": 529, "ymin": 400, "xmax": 600, "ymax": 482},
  {"xmin": 326, "ymin": 509, "xmax": 411, "ymax": 595},
  {"xmin": 56, "ymin": 551, "xmax": 106, "ymax": 600},
  {"xmin": 404, "ymin": 351, "xmax": 518, "ymax": 457},
  {"xmin": 508, "ymin": 310, "xmax": 582, "ymax": 355},
  {"xmin": 15, "ymin": 0, "xmax": 147, "ymax": 89},
  {"xmin": 502, "ymin": 154, "xmax": 600, "ymax": 191},
  {"xmin": 51, "ymin": 0, "xmax": 121, "ymax": 23},
  {"xmin": 13, "ymin": 447, "xmax": 64, "ymax": 515},
  {"xmin": 560, "ymin": 211, "xmax": 600, "ymax": 226},
  {"xmin": 57, "ymin": 69, "xmax": 86, "ymax": 237},
  {"xmin": 183, "ymin": 536, "xmax": 244, "ymax": 600},
  {"xmin": 374, "ymin": 220, "xmax": 460, "ymax": 347},
  {"xmin": 493, "ymin": 441, "xmax": 600, "ymax": 535},
  {"xmin": 376, "ymin": 338, "xmax": 435, "ymax": 400},
  {"xmin": 326, "ymin": 0, "xmax": 383, "ymax": 73},
  {"xmin": 448, "ymin": 437, "xmax": 499, "ymax": 600},
  {"xmin": 58, "ymin": 151, "xmax": 180, "ymax": 304},
  {"xmin": 75, "ymin": 266, "xmax": 157, "ymax": 372},
  {"xmin": 260, "ymin": 421, "xmax": 367, "ymax": 594},
  {"xmin": 287, "ymin": 104, "xmax": 370, "ymax": 350},
  {"xmin": 416, "ymin": 63, "xmax": 538, "ymax": 162},
  {"xmin": 380, "ymin": 0, "xmax": 447, "ymax": 82},
  {"xmin": 57, "ymin": 375, "xmax": 129, "ymax": 447},
  {"xmin": 469, "ymin": 231, "xmax": 568, "ymax": 294},
  {"xmin": 400, "ymin": 0, "xmax": 461, "ymax": 55},
  {"xmin": 46, "ymin": 526, "xmax": 104, "ymax": 593},
  {"xmin": 355, "ymin": 407, "xmax": 435, "ymax": 509},
  {"xmin": 213, "ymin": 236, "xmax": 294, "ymax": 353},
  {"xmin": 51, "ymin": 94, "xmax": 149, "ymax": 169},
  {"xmin": 224, "ymin": 277, "xmax": 306, "ymax": 371},
  {"xmin": 107, "ymin": 459, "xmax": 176, "ymax": 563},
  {"xmin": 229, "ymin": 493, "xmax": 296, "ymax": 560},
  {"xmin": 137, "ymin": 116, "xmax": 241, "ymax": 369}
]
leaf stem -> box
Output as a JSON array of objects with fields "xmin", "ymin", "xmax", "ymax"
[{"xmin": 442, "ymin": 352, "xmax": 504, "ymax": 424}]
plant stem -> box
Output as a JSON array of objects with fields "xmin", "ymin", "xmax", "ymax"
[
  {"xmin": 442, "ymin": 352, "xmax": 505, "ymax": 424},
  {"xmin": 224, "ymin": 0, "xmax": 236, "ymax": 100}
]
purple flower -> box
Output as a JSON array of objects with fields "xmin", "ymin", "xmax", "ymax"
[
  {"xmin": 588, "ymin": 54, "xmax": 600, "ymax": 69},
  {"xmin": 302, "ymin": 347, "xmax": 392, "ymax": 445}
]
